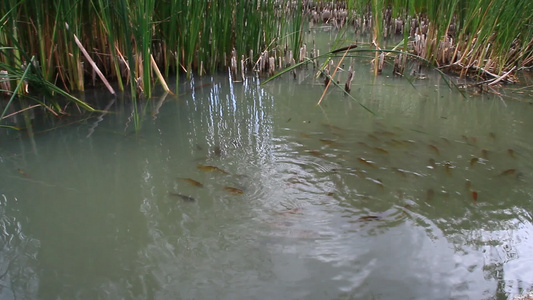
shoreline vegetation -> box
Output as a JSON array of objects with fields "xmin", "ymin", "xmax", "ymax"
[{"xmin": 0, "ymin": 0, "xmax": 532, "ymax": 123}]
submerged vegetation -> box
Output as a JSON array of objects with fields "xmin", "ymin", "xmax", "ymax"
[{"xmin": 0, "ymin": 0, "xmax": 532, "ymax": 126}]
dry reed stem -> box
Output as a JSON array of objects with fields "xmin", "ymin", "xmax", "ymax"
[
  {"xmin": 317, "ymin": 48, "xmax": 350, "ymax": 105},
  {"xmin": 1, "ymin": 104, "xmax": 42, "ymax": 119},
  {"xmin": 67, "ymin": 23, "xmax": 115, "ymax": 96},
  {"xmin": 150, "ymin": 54, "xmax": 173, "ymax": 95}
]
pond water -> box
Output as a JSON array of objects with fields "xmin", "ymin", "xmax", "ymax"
[{"xmin": 1, "ymin": 51, "xmax": 533, "ymax": 299}]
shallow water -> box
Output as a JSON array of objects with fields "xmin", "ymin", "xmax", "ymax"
[{"xmin": 1, "ymin": 61, "xmax": 533, "ymax": 299}]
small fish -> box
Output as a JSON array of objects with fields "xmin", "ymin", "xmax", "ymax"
[
  {"xmin": 444, "ymin": 162, "xmax": 453, "ymax": 175},
  {"xmin": 440, "ymin": 137, "xmax": 451, "ymax": 145},
  {"xmin": 357, "ymin": 215, "xmax": 381, "ymax": 221},
  {"xmin": 197, "ymin": 164, "xmax": 229, "ymax": 174},
  {"xmin": 470, "ymin": 157, "xmax": 479, "ymax": 167},
  {"xmin": 322, "ymin": 123, "xmax": 345, "ymax": 132},
  {"xmin": 373, "ymin": 147, "xmax": 389, "ymax": 155},
  {"xmin": 471, "ymin": 191, "xmax": 478, "ymax": 203},
  {"xmin": 426, "ymin": 188, "xmax": 435, "ymax": 201},
  {"xmin": 367, "ymin": 177, "xmax": 384, "ymax": 188},
  {"xmin": 177, "ymin": 177, "xmax": 203, "ymax": 187},
  {"xmin": 286, "ymin": 118, "xmax": 292, "ymax": 123},
  {"xmin": 307, "ymin": 150, "xmax": 324, "ymax": 157},
  {"xmin": 392, "ymin": 167, "xmax": 408, "ymax": 177},
  {"xmin": 224, "ymin": 186, "xmax": 244, "ymax": 195},
  {"xmin": 507, "ymin": 149, "xmax": 516, "ymax": 159},
  {"xmin": 354, "ymin": 168, "xmax": 367, "ymax": 178},
  {"xmin": 367, "ymin": 134, "xmax": 380, "ymax": 142},
  {"xmin": 489, "ymin": 132, "xmax": 496, "ymax": 140},
  {"xmin": 465, "ymin": 179, "xmax": 472, "ymax": 190},
  {"xmin": 319, "ymin": 139, "xmax": 340, "ymax": 146},
  {"xmin": 357, "ymin": 157, "xmax": 378, "ymax": 168},
  {"xmin": 213, "ymin": 145, "xmax": 224, "ymax": 157},
  {"xmin": 375, "ymin": 130, "xmax": 395, "ymax": 137},
  {"xmin": 169, "ymin": 192, "xmax": 196, "ymax": 202},
  {"xmin": 191, "ymin": 82, "xmax": 212, "ymax": 92},
  {"xmin": 17, "ymin": 168, "xmax": 29, "ymax": 177},
  {"xmin": 428, "ymin": 158, "xmax": 436, "ymax": 169},
  {"xmin": 386, "ymin": 139, "xmax": 408, "ymax": 147},
  {"xmin": 499, "ymin": 169, "xmax": 517, "ymax": 177},
  {"xmin": 428, "ymin": 144, "xmax": 440, "ymax": 156},
  {"xmin": 481, "ymin": 149, "xmax": 489, "ymax": 159},
  {"xmin": 357, "ymin": 141, "xmax": 370, "ymax": 148},
  {"xmin": 276, "ymin": 207, "xmax": 301, "ymax": 215}
]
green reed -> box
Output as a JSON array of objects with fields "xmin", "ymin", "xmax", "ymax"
[{"xmin": 0, "ymin": 0, "xmax": 301, "ymax": 105}]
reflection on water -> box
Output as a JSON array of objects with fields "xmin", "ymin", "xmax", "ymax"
[{"xmin": 1, "ymin": 64, "xmax": 533, "ymax": 299}]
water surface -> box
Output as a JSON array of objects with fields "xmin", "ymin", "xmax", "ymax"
[{"xmin": 1, "ymin": 63, "xmax": 533, "ymax": 300}]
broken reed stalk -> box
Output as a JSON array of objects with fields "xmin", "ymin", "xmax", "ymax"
[
  {"xmin": 150, "ymin": 54, "xmax": 173, "ymax": 95},
  {"xmin": 66, "ymin": 23, "xmax": 115, "ymax": 96},
  {"xmin": 317, "ymin": 48, "xmax": 351, "ymax": 105},
  {"xmin": 1, "ymin": 104, "xmax": 41, "ymax": 120}
]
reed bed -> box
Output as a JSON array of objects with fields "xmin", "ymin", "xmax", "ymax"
[
  {"xmin": 306, "ymin": 0, "xmax": 533, "ymax": 84},
  {"xmin": 1, "ymin": 0, "xmax": 532, "ymax": 124},
  {"xmin": 0, "ymin": 0, "xmax": 303, "ymax": 106}
]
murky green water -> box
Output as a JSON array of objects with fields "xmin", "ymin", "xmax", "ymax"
[{"xmin": 1, "ymin": 60, "xmax": 533, "ymax": 299}]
